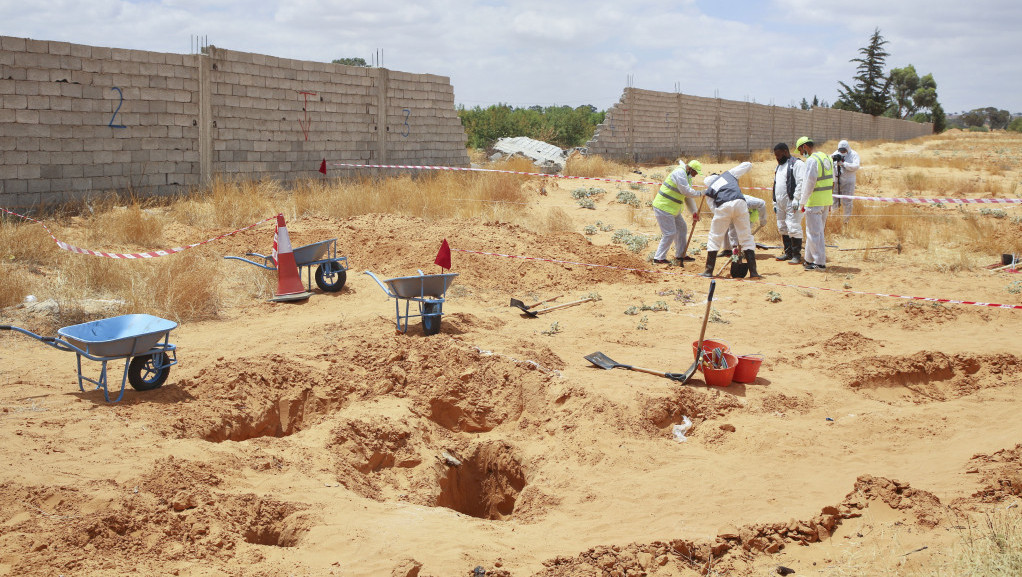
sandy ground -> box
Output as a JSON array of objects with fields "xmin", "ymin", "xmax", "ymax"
[{"xmin": 2, "ymin": 135, "xmax": 1022, "ymax": 576}]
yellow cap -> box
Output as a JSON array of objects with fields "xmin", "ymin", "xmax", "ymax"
[
  {"xmin": 687, "ymin": 160, "xmax": 703, "ymax": 175},
  {"xmin": 795, "ymin": 136, "xmax": 813, "ymax": 150}
]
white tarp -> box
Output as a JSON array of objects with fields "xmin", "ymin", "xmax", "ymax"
[{"xmin": 492, "ymin": 137, "xmax": 567, "ymax": 172}]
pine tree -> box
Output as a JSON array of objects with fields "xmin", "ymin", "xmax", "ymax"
[{"xmin": 837, "ymin": 28, "xmax": 892, "ymax": 116}]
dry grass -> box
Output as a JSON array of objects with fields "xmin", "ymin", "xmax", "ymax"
[
  {"xmin": 3, "ymin": 132, "xmax": 1019, "ymax": 323},
  {"xmin": 0, "ymin": 264, "xmax": 32, "ymax": 308},
  {"xmin": 564, "ymin": 153, "xmax": 630, "ymax": 178}
]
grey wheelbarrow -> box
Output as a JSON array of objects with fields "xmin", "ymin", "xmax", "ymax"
[
  {"xmin": 1, "ymin": 314, "xmax": 178, "ymax": 403},
  {"xmin": 364, "ymin": 270, "xmax": 459, "ymax": 335},
  {"xmin": 224, "ymin": 238, "xmax": 349, "ymax": 292}
]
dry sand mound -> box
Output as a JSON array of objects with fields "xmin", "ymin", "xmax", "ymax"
[{"xmin": 4, "ymin": 137, "xmax": 1022, "ymax": 575}]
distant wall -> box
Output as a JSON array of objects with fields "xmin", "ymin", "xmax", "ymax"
[
  {"xmin": 585, "ymin": 88, "xmax": 933, "ymax": 162},
  {"xmin": 0, "ymin": 36, "xmax": 469, "ymax": 209}
]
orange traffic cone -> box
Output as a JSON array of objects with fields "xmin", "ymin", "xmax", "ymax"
[{"xmin": 269, "ymin": 214, "xmax": 312, "ymax": 302}]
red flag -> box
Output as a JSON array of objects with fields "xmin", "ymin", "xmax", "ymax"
[
  {"xmin": 318, "ymin": 159, "xmax": 327, "ymax": 174},
  {"xmin": 434, "ymin": 239, "xmax": 451, "ymax": 271}
]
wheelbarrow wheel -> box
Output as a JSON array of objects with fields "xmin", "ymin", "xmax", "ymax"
[
  {"xmin": 128, "ymin": 352, "xmax": 171, "ymax": 391},
  {"xmin": 315, "ymin": 262, "xmax": 347, "ymax": 292},
  {"xmin": 422, "ymin": 302, "xmax": 442, "ymax": 336}
]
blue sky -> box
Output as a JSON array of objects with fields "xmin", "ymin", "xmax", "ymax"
[{"xmin": 2, "ymin": 0, "xmax": 1019, "ymax": 114}]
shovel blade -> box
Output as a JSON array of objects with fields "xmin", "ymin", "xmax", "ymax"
[
  {"xmin": 584, "ymin": 351, "xmax": 622, "ymax": 370},
  {"xmin": 510, "ymin": 298, "xmax": 529, "ymax": 311}
]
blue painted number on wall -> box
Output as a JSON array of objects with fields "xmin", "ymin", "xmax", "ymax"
[
  {"xmin": 109, "ymin": 87, "xmax": 126, "ymax": 128},
  {"xmin": 401, "ymin": 108, "xmax": 411, "ymax": 137}
]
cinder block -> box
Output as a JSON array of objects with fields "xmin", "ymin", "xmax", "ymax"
[
  {"xmin": 3, "ymin": 179, "xmax": 28, "ymax": 194},
  {"xmin": 17, "ymin": 165, "xmax": 41, "ymax": 179},
  {"xmin": 25, "ymin": 39, "xmax": 48, "ymax": 54},
  {"xmin": 2, "ymin": 36, "xmax": 27, "ymax": 51}
]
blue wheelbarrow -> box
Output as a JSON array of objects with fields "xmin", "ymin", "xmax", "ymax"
[
  {"xmin": 224, "ymin": 238, "xmax": 349, "ymax": 292},
  {"xmin": 364, "ymin": 270, "xmax": 458, "ymax": 335},
  {"xmin": 1, "ymin": 314, "xmax": 178, "ymax": 403}
]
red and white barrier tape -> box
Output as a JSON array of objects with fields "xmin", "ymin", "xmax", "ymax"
[
  {"xmin": 334, "ymin": 163, "xmax": 1021, "ymax": 204},
  {"xmin": 833, "ymin": 194, "xmax": 1022, "ymax": 204},
  {"xmin": 1, "ymin": 207, "xmax": 275, "ymax": 259},
  {"xmin": 452, "ymin": 248, "xmax": 1022, "ymax": 310}
]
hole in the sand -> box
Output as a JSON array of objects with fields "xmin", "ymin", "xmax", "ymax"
[
  {"xmin": 241, "ymin": 510, "xmax": 310, "ymax": 547},
  {"xmin": 201, "ymin": 395, "xmax": 316, "ymax": 443},
  {"xmin": 434, "ymin": 441, "xmax": 526, "ymax": 520}
]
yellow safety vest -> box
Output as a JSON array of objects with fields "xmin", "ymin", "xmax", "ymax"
[
  {"xmin": 807, "ymin": 151, "xmax": 834, "ymax": 207},
  {"xmin": 652, "ymin": 171, "xmax": 690, "ymax": 216}
]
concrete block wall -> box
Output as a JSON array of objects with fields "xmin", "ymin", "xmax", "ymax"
[
  {"xmin": 1, "ymin": 36, "xmax": 469, "ymax": 209},
  {"xmin": 586, "ymin": 88, "xmax": 933, "ymax": 162},
  {"xmin": 0, "ymin": 36, "xmax": 200, "ymax": 206}
]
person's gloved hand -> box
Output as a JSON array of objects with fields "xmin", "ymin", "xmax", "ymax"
[
  {"xmin": 799, "ymin": 204, "xmax": 806, "ymax": 213},
  {"xmin": 692, "ymin": 212, "xmax": 700, "ymax": 222}
]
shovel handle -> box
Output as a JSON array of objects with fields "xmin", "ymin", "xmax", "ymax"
[
  {"xmin": 627, "ymin": 365, "xmax": 669, "ymax": 378},
  {"xmin": 679, "ymin": 195, "xmax": 707, "ymax": 261},
  {"xmin": 695, "ymin": 280, "xmax": 716, "ymax": 352},
  {"xmin": 533, "ymin": 297, "xmax": 594, "ymax": 315},
  {"xmin": 528, "ymin": 294, "xmax": 562, "ymax": 308}
]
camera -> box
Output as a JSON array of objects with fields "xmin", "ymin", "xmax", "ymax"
[{"xmin": 831, "ymin": 153, "xmax": 844, "ymax": 163}]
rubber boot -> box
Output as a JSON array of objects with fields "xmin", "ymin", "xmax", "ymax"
[
  {"xmin": 717, "ymin": 249, "xmax": 733, "ymax": 257},
  {"xmin": 775, "ymin": 235, "xmax": 791, "ymax": 261},
  {"xmin": 699, "ymin": 252, "xmax": 718, "ymax": 277},
  {"xmin": 744, "ymin": 250, "xmax": 762, "ymax": 279},
  {"xmin": 787, "ymin": 237, "xmax": 803, "ymax": 265}
]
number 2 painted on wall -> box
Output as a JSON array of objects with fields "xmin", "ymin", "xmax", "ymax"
[
  {"xmin": 401, "ymin": 108, "xmax": 411, "ymax": 137},
  {"xmin": 109, "ymin": 87, "xmax": 126, "ymax": 128}
]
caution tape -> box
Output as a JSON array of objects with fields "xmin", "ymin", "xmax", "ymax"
[
  {"xmin": 1, "ymin": 207, "xmax": 275, "ymax": 259},
  {"xmin": 334, "ymin": 163, "xmax": 1021, "ymax": 204},
  {"xmin": 833, "ymin": 194, "xmax": 1022, "ymax": 204},
  {"xmin": 452, "ymin": 248, "xmax": 1022, "ymax": 310}
]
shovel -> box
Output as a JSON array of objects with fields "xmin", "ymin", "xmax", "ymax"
[
  {"xmin": 510, "ymin": 294, "xmax": 562, "ymax": 313},
  {"xmin": 522, "ymin": 297, "xmax": 594, "ymax": 318},
  {"xmin": 678, "ymin": 195, "xmax": 707, "ymax": 264},
  {"xmin": 679, "ymin": 279, "xmax": 717, "ymax": 383},
  {"xmin": 584, "ymin": 352, "xmax": 689, "ymax": 382}
]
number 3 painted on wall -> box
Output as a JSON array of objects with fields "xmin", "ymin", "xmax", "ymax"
[
  {"xmin": 401, "ymin": 108, "xmax": 411, "ymax": 137},
  {"xmin": 109, "ymin": 87, "xmax": 126, "ymax": 128}
]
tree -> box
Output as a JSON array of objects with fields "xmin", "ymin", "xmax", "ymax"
[
  {"xmin": 1008, "ymin": 117, "xmax": 1022, "ymax": 133},
  {"xmin": 961, "ymin": 109, "xmax": 987, "ymax": 127},
  {"xmin": 888, "ymin": 65, "xmax": 920, "ymax": 119},
  {"xmin": 332, "ymin": 57, "xmax": 369, "ymax": 67},
  {"xmin": 837, "ymin": 28, "xmax": 892, "ymax": 116},
  {"xmin": 930, "ymin": 103, "xmax": 946, "ymax": 133}
]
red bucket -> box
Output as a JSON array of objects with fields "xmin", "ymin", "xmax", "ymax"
[
  {"xmin": 732, "ymin": 354, "xmax": 764, "ymax": 383},
  {"xmin": 692, "ymin": 339, "xmax": 731, "ymax": 361},
  {"xmin": 699, "ymin": 351, "xmax": 737, "ymax": 387}
]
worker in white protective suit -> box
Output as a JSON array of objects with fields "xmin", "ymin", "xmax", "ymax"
[
  {"xmin": 651, "ymin": 160, "xmax": 703, "ymax": 266},
  {"xmin": 794, "ymin": 136, "xmax": 834, "ymax": 271},
  {"xmin": 771, "ymin": 142, "xmax": 806, "ymax": 264},
  {"xmin": 830, "ymin": 139, "xmax": 860, "ymax": 223},
  {"xmin": 719, "ymin": 195, "xmax": 766, "ymax": 255},
  {"xmin": 698, "ymin": 162, "xmax": 762, "ymax": 279}
]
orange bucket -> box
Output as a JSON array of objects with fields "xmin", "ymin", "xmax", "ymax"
[
  {"xmin": 692, "ymin": 339, "xmax": 731, "ymax": 361},
  {"xmin": 699, "ymin": 351, "xmax": 737, "ymax": 387},
  {"xmin": 732, "ymin": 354, "xmax": 764, "ymax": 383}
]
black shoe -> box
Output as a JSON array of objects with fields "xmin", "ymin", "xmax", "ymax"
[
  {"xmin": 743, "ymin": 249, "xmax": 762, "ymax": 279},
  {"xmin": 681, "ymin": 255, "xmax": 695, "ymax": 262},
  {"xmin": 788, "ymin": 238, "xmax": 803, "ymax": 265},
  {"xmin": 803, "ymin": 262, "xmax": 819, "ymax": 270},
  {"xmin": 653, "ymin": 259, "xmax": 669, "ymax": 264},
  {"xmin": 776, "ymin": 235, "xmax": 792, "ymax": 261},
  {"xmin": 699, "ymin": 252, "xmax": 718, "ymax": 277}
]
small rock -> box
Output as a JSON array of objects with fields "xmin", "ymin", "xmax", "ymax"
[
  {"xmin": 171, "ymin": 491, "xmax": 197, "ymax": 511},
  {"xmin": 720, "ymin": 424, "xmax": 736, "ymax": 432},
  {"xmin": 391, "ymin": 558, "xmax": 422, "ymax": 577}
]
